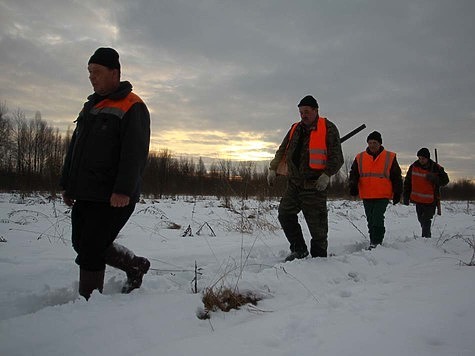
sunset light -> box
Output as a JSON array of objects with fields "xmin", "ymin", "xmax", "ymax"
[{"xmin": 150, "ymin": 130, "xmax": 276, "ymax": 162}]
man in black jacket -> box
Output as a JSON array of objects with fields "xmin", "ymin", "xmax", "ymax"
[
  {"xmin": 403, "ymin": 148, "xmax": 449, "ymax": 237},
  {"xmin": 61, "ymin": 48, "xmax": 151, "ymax": 300}
]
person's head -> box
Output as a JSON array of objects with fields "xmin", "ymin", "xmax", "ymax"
[
  {"xmin": 417, "ymin": 147, "xmax": 430, "ymax": 166},
  {"xmin": 297, "ymin": 95, "xmax": 319, "ymax": 127},
  {"xmin": 87, "ymin": 47, "xmax": 121, "ymax": 96},
  {"xmin": 366, "ymin": 131, "xmax": 382, "ymax": 154}
]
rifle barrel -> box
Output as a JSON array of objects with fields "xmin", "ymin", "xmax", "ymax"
[{"xmin": 340, "ymin": 124, "xmax": 366, "ymax": 143}]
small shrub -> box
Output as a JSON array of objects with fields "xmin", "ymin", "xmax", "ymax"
[{"xmin": 197, "ymin": 286, "xmax": 262, "ymax": 319}]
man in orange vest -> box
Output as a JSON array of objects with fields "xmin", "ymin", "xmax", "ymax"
[
  {"xmin": 267, "ymin": 95, "xmax": 343, "ymax": 261},
  {"xmin": 349, "ymin": 131, "xmax": 402, "ymax": 250},
  {"xmin": 61, "ymin": 48, "xmax": 151, "ymax": 300},
  {"xmin": 403, "ymin": 148, "xmax": 449, "ymax": 237}
]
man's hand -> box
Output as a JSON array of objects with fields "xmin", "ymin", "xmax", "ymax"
[
  {"xmin": 267, "ymin": 169, "xmax": 276, "ymax": 187},
  {"xmin": 62, "ymin": 191, "xmax": 75, "ymax": 207},
  {"xmin": 315, "ymin": 173, "xmax": 329, "ymax": 191},
  {"xmin": 110, "ymin": 193, "xmax": 130, "ymax": 207}
]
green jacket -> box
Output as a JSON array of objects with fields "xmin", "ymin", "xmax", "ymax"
[{"xmin": 270, "ymin": 117, "xmax": 343, "ymax": 184}]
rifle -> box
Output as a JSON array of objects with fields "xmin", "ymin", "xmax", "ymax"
[
  {"xmin": 276, "ymin": 123, "xmax": 366, "ymax": 176},
  {"xmin": 340, "ymin": 124, "xmax": 366, "ymax": 143},
  {"xmin": 434, "ymin": 148, "xmax": 442, "ymax": 215}
]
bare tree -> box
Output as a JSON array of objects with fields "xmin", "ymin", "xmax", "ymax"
[{"xmin": 0, "ymin": 101, "xmax": 12, "ymax": 171}]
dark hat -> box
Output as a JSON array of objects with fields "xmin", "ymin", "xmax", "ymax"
[
  {"xmin": 88, "ymin": 47, "xmax": 120, "ymax": 70},
  {"xmin": 417, "ymin": 147, "xmax": 430, "ymax": 159},
  {"xmin": 298, "ymin": 95, "xmax": 319, "ymax": 108},
  {"xmin": 366, "ymin": 131, "xmax": 382, "ymax": 144}
]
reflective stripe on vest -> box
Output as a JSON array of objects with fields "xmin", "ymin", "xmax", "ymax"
[
  {"xmin": 308, "ymin": 117, "xmax": 327, "ymax": 169},
  {"xmin": 90, "ymin": 92, "xmax": 143, "ymax": 119},
  {"xmin": 410, "ymin": 166, "xmax": 435, "ymax": 203},
  {"xmin": 356, "ymin": 150, "xmax": 395, "ymax": 199}
]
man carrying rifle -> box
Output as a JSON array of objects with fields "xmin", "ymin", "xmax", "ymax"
[
  {"xmin": 267, "ymin": 95, "xmax": 343, "ymax": 261},
  {"xmin": 403, "ymin": 148, "xmax": 449, "ymax": 238}
]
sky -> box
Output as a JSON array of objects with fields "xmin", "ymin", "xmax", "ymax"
[
  {"xmin": 0, "ymin": 194, "xmax": 474, "ymax": 355},
  {"xmin": 0, "ymin": 0, "xmax": 474, "ymax": 180}
]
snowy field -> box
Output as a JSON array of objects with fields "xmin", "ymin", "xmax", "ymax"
[{"xmin": 0, "ymin": 193, "xmax": 474, "ymax": 356}]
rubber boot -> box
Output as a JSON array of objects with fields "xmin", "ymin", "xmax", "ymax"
[
  {"xmin": 310, "ymin": 240, "xmax": 327, "ymax": 258},
  {"xmin": 79, "ymin": 269, "xmax": 105, "ymax": 300},
  {"xmin": 421, "ymin": 221, "xmax": 432, "ymax": 238},
  {"xmin": 104, "ymin": 243, "xmax": 150, "ymax": 294}
]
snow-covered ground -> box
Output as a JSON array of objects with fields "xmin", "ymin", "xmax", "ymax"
[{"xmin": 0, "ymin": 193, "xmax": 474, "ymax": 356}]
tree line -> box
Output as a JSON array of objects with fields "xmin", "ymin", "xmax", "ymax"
[{"xmin": 0, "ymin": 101, "xmax": 473, "ymax": 201}]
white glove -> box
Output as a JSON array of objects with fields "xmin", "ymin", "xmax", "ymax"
[
  {"xmin": 267, "ymin": 169, "xmax": 276, "ymax": 186},
  {"xmin": 315, "ymin": 173, "xmax": 329, "ymax": 191}
]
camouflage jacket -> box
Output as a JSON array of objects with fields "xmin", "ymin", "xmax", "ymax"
[{"xmin": 270, "ymin": 117, "xmax": 344, "ymax": 185}]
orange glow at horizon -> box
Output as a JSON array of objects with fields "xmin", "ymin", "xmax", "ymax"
[{"xmin": 149, "ymin": 129, "xmax": 277, "ymax": 161}]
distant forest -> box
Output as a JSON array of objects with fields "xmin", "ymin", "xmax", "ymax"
[{"xmin": 0, "ymin": 101, "xmax": 474, "ymax": 201}]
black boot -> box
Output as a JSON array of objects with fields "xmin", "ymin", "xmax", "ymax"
[
  {"xmin": 284, "ymin": 249, "xmax": 309, "ymax": 262},
  {"xmin": 421, "ymin": 221, "xmax": 432, "ymax": 238},
  {"xmin": 79, "ymin": 268, "xmax": 105, "ymax": 300},
  {"xmin": 104, "ymin": 243, "xmax": 151, "ymax": 294},
  {"xmin": 310, "ymin": 240, "xmax": 327, "ymax": 258}
]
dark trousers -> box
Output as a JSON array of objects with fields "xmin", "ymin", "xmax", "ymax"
[
  {"xmin": 278, "ymin": 181, "xmax": 328, "ymax": 257},
  {"xmin": 416, "ymin": 203, "xmax": 436, "ymax": 237},
  {"xmin": 363, "ymin": 199, "xmax": 389, "ymax": 245},
  {"xmin": 71, "ymin": 200, "xmax": 136, "ymax": 271}
]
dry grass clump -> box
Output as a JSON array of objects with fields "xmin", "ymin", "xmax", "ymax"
[{"xmin": 197, "ymin": 286, "xmax": 262, "ymax": 319}]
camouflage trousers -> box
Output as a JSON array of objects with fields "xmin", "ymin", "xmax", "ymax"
[{"xmin": 278, "ymin": 180, "xmax": 328, "ymax": 257}]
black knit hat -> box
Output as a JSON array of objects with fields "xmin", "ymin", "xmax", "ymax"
[
  {"xmin": 417, "ymin": 147, "xmax": 430, "ymax": 159},
  {"xmin": 298, "ymin": 95, "xmax": 319, "ymax": 108},
  {"xmin": 366, "ymin": 131, "xmax": 382, "ymax": 144},
  {"xmin": 88, "ymin": 47, "xmax": 120, "ymax": 70}
]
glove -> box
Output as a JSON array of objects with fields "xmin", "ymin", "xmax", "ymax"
[
  {"xmin": 315, "ymin": 173, "xmax": 330, "ymax": 191},
  {"xmin": 62, "ymin": 191, "xmax": 75, "ymax": 207},
  {"xmin": 267, "ymin": 169, "xmax": 276, "ymax": 187},
  {"xmin": 393, "ymin": 194, "xmax": 401, "ymax": 205},
  {"xmin": 350, "ymin": 186, "xmax": 358, "ymax": 197}
]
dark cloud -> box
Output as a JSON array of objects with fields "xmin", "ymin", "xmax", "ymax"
[{"xmin": 0, "ymin": 0, "xmax": 473, "ymax": 179}]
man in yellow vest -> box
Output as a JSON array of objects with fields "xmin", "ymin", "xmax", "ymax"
[
  {"xmin": 61, "ymin": 48, "xmax": 151, "ymax": 300},
  {"xmin": 403, "ymin": 148, "xmax": 449, "ymax": 237},
  {"xmin": 267, "ymin": 95, "xmax": 343, "ymax": 261},
  {"xmin": 349, "ymin": 131, "xmax": 402, "ymax": 250}
]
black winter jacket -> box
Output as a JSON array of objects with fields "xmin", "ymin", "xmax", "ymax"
[{"xmin": 60, "ymin": 81, "xmax": 150, "ymax": 203}]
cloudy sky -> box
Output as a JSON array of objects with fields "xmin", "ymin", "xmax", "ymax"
[{"xmin": 1, "ymin": 0, "xmax": 474, "ymax": 180}]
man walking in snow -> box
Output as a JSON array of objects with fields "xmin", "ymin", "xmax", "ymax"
[
  {"xmin": 61, "ymin": 47, "xmax": 151, "ymax": 300},
  {"xmin": 349, "ymin": 131, "xmax": 402, "ymax": 250},
  {"xmin": 403, "ymin": 148, "xmax": 449, "ymax": 237},
  {"xmin": 267, "ymin": 95, "xmax": 344, "ymax": 261}
]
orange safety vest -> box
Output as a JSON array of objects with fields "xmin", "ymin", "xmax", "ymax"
[
  {"xmin": 90, "ymin": 92, "xmax": 144, "ymax": 119},
  {"xmin": 356, "ymin": 149, "xmax": 395, "ymax": 199},
  {"xmin": 410, "ymin": 166, "xmax": 435, "ymax": 203},
  {"xmin": 284, "ymin": 117, "xmax": 328, "ymax": 170}
]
